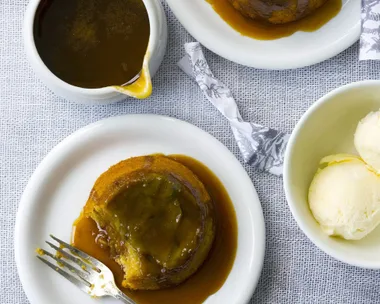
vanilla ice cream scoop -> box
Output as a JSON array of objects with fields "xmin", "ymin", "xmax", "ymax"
[
  {"xmin": 355, "ymin": 110, "xmax": 380, "ymax": 172},
  {"xmin": 309, "ymin": 154, "xmax": 380, "ymax": 240}
]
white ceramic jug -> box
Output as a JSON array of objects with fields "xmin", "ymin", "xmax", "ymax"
[{"xmin": 23, "ymin": 0, "xmax": 167, "ymax": 104}]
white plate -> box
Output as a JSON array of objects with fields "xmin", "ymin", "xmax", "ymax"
[
  {"xmin": 15, "ymin": 115, "xmax": 265, "ymax": 304},
  {"xmin": 166, "ymin": 0, "xmax": 360, "ymax": 69}
]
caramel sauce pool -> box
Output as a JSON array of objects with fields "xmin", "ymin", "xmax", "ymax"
[
  {"xmin": 34, "ymin": 0, "xmax": 150, "ymax": 88},
  {"xmin": 72, "ymin": 155, "xmax": 238, "ymax": 304},
  {"xmin": 207, "ymin": 0, "xmax": 342, "ymax": 40}
]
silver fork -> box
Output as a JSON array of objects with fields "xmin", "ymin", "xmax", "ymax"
[{"xmin": 37, "ymin": 235, "xmax": 136, "ymax": 304}]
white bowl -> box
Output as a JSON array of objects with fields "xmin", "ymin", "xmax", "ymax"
[
  {"xmin": 23, "ymin": 0, "xmax": 167, "ymax": 104},
  {"xmin": 284, "ymin": 80, "xmax": 380, "ymax": 268},
  {"xmin": 166, "ymin": 0, "xmax": 360, "ymax": 70}
]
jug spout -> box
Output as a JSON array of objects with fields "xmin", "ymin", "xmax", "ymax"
[{"xmin": 113, "ymin": 53, "xmax": 152, "ymax": 99}]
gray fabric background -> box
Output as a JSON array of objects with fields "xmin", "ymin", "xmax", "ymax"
[{"xmin": 2, "ymin": 0, "xmax": 380, "ymax": 303}]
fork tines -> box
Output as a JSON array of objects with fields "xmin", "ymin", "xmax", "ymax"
[
  {"xmin": 36, "ymin": 235, "xmax": 136, "ymax": 304},
  {"xmin": 36, "ymin": 235, "xmax": 101, "ymax": 294}
]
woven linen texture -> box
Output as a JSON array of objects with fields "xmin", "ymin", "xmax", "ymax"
[{"xmin": 1, "ymin": 1, "xmax": 380, "ymax": 303}]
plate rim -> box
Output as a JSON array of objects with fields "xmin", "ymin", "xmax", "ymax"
[
  {"xmin": 14, "ymin": 114, "xmax": 266, "ymax": 304},
  {"xmin": 166, "ymin": 0, "xmax": 360, "ymax": 70}
]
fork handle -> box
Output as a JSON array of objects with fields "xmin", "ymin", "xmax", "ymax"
[{"xmin": 112, "ymin": 288, "xmax": 136, "ymax": 304}]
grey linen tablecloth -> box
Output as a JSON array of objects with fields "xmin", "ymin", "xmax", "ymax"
[{"xmin": 2, "ymin": 1, "xmax": 380, "ymax": 303}]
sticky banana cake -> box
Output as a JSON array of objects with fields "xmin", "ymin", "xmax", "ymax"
[
  {"xmin": 82, "ymin": 155, "xmax": 216, "ymax": 290},
  {"xmin": 228, "ymin": 0, "xmax": 328, "ymax": 24}
]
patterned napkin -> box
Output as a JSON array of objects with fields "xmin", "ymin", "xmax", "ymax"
[
  {"xmin": 178, "ymin": 42, "xmax": 289, "ymax": 176},
  {"xmin": 360, "ymin": 0, "xmax": 380, "ymax": 60}
]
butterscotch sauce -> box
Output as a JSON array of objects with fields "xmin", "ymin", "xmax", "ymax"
[
  {"xmin": 72, "ymin": 155, "xmax": 238, "ymax": 304},
  {"xmin": 34, "ymin": 0, "xmax": 150, "ymax": 88},
  {"xmin": 207, "ymin": 0, "xmax": 342, "ymax": 40}
]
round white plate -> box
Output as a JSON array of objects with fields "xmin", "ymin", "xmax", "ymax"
[
  {"xmin": 15, "ymin": 115, "xmax": 265, "ymax": 304},
  {"xmin": 166, "ymin": 0, "xmax": 360, "ymax": 69}
]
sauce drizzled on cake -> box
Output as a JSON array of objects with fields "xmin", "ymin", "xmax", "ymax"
[
  {"xmin": 72, "ymin": 154, "xmax": 238, "ymax": 304},
  {"xmin": 207, "ymin": 0, "xmax": 342, "ymax": 40}
]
